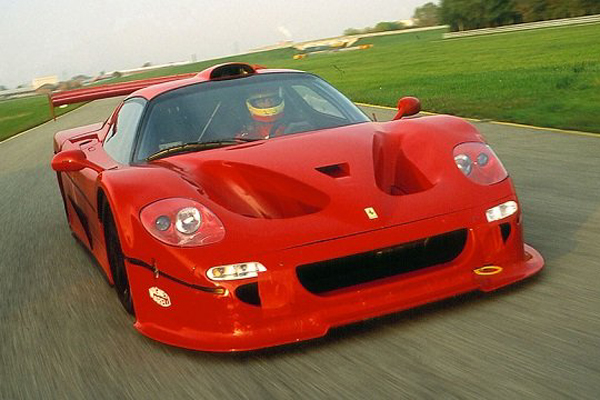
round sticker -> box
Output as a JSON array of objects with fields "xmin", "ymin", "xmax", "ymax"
[{"xmin": 149, "ymin": 287, "xmax": 171, "ymax": 307}]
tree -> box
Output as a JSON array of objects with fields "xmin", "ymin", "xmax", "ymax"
[
  {"xmin": 373, "ymin": 21, "xmax": 404, "ymax": 32},
  {"xmin": 441, "ymin": 0, "xmax": 523, "ymax": 31},
  {"xmin": 581, "ymin": 0, "xmax": 600, "ymax": 14},
  {"xmin": 0, "ymin": 85, "xmax": 7, "ymax": 91},
  {"xmin": 413, "ymin": 2, "xmax": 441, "ymax": 26},
  {"xmin": 514, "ymin": 0, "xmax": 546, "ymax": 22},
  {"xmin": 343, "ymin": 21, "xmax": 404, "ymax": 36},
  {"xmin": 440, "ymin": 0, "xmax": 476, "ymax": 31},
  {"xmin": 485, "ymin": 0, "xmax": 521, "ymax": 27},
  {"xmin": 343, "ymin": 28, "xmax": 362, "ymax": 35},
  {"xmin": 441, "ymin": 0, "xmax": 600, "ymax": 31}
]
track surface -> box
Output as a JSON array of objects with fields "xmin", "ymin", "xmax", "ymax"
[{"xmin": 1, "ymin": 99, "xmax": 599, "ymax": 399}]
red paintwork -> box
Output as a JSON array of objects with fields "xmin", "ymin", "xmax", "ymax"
[{"xmin": 51, "ymin": 63, "xmax": 544, "ymax": 351}]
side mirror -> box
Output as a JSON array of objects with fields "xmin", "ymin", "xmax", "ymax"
[
  {"xmin": 392, "ymin": 97, "xmax": 421, "ymax": 120},
  {"xmin": 51, "ymin": 149, "xmax": 103, "ymax": 173}
]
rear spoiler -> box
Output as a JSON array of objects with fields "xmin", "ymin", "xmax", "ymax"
[{"xmin": 48, "ymin": 73, "xmax": 197, "ymax": 119}]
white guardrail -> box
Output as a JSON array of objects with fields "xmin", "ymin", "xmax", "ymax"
[{"xmin": 444, "ymin": 14, "xmax": 600, "ymax": 39}]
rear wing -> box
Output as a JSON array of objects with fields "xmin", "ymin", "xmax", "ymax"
[{"xmin": 48, "ymin": 73, "xmax": 197, "ymax": 119}]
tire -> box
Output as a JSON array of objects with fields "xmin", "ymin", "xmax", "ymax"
[{"xmin": 103, "ymin": 206, "xmax": 135, "ymax": 315}]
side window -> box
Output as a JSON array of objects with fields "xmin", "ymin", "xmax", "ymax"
[
  {"xmin": 104, "ymin": 98, "xmax": 146, "ymax": 164},
  {"xmin": 292, "ymin": 85, "xmax": 344, "ymax": 118}
]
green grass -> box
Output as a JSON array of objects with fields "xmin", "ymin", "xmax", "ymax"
[
  {"xmin": 105, "ymin": 24, "xmax": 600, "ymax": 133},
  {"xmin": 0, "ymin": 96, "xmax": 84, "ymax": 142},
  {"xmin": 1, "ymin": 23, "xmax": 598, "ymax": 142}
]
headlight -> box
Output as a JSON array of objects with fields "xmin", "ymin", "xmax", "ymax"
[
  {"xmin": 486, "ymin": 201, "xmax": 518, "ymax": 222},
  {"xmin": 453, "ymin": 142, "xmax": 508, "ymax": 185},
  {"xmin": 175, "ymin": 207, "xmax": 202, "ymax": 234},
  {"xmin": 207, "ymin": 262, "xmax": 267, "ymax": 281},
  {"xmin": 454, "ymin": 154, "xmax": 472, "ymax": 176},
  {"xmin": 140, "ymin": 198, "xmax": 225, "ymax": 247}
]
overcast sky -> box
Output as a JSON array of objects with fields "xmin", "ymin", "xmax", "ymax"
[{"xmin": 0, "ymin": 0, "xmax": 430, "ymax": 88}]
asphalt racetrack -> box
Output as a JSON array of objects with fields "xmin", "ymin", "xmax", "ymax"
[{"xmin": 1, "ymin": 98, "xmax": 599, "ymax": 399}]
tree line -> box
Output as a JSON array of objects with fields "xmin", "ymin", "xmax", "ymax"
[
  {"xmin": 343, "ymin": 21, "xmax": 408, "ymax": 36},
  {"xmin": 344, "ymin": 1, "xmax": 600, "ymax": 35},
  {"xmin": 416, "ymin": 0, "xmax": 600, "ymax": 32}
]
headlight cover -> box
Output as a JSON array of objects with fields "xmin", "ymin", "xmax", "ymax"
[
  {"xmin": 140, "ymin": 198, "xmax": 225, "ymax": 247},
  {"xmin": 207, "ymin": 262, "xmax": 267, "ymax": 281},
  {"xmin": 453, "ymin": 142, "xmax": 508, "ymax": 185},
  {"xmin": 486, "ymin": 200, "xmax": 518, "ymax": 222}
]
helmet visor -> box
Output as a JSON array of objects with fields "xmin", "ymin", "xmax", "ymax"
[{"xmin": 247, "ymin": 92, "xmax": 283, "ymax": 109}]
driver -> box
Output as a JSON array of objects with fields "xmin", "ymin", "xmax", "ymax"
[{"xmin": 238, "ymin": 85, "xmax": 286, "ymax": 139}]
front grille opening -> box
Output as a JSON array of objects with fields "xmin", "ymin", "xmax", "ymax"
[
  {"xmin": 500, "ymin": 223, "xmax": 511, "ymax": 242},
  {"xmin": 235, "ymin": 282, "xmax": 261, "ymax": 306},
  {"xmin": 297, "ymin": 229, "xmax": 468, "ymax": 295}
]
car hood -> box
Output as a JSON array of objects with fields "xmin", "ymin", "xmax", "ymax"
[{"xmin": 151, "ymin": 116, "xmax": 512, "ymax": 250}]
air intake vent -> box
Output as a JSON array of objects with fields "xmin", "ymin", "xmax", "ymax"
[
  {"xmin": 210, "ymin": 63, "xmax": 255, "ymax": 80},
  {"xmin": 235, "ymin": 282, "xmax": 261, "ymax": 306},
  {"xmin": 315, "ymin": 163, "xmax": 349, "ymax": 178},
  {"xmin": 297, "ymin": 229, "xmax": 468, "ymax": 295},
  {"xmin": 500, "ymin": 223, "xmax": 511, "ymax": 242}
]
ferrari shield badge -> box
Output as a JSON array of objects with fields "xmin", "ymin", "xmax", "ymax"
[
  {"xmin": 364, "ymin": 207, "xmax": 379, "ymax": 220},
  {"xmin": 149, "ymin": 287, "xmax": 171, "ymax": 307}
]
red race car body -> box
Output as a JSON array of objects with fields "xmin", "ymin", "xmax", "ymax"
[{"xmin": 51, "ymin": 63, "xmax": 543, "ymax": 351}]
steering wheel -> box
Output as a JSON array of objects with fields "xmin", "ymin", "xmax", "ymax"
[{"xmin": 269, "ymin": 116, "xmax": 314, "ymax": 138}]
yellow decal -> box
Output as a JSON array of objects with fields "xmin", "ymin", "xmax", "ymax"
[{"xmin": 473, "ymin": 266, "xmax": 503, "ymax": 276}]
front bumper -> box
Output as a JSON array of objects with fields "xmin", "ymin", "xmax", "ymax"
[{"xmin": 126, "ymin": 197, "xmax": 543, "ymax": 352}]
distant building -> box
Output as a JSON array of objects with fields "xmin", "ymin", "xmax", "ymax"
[
  {"xmin": 35, "ymin": 83, "xmax": 57, "ymax": 94},
  {"xmin": 32, "ymin": 75, "xmax": 59, "ymax": 90}
]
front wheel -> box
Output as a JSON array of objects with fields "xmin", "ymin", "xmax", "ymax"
[{"xmin": 103, "ymin": 206, "xmax": 135, "ymax": 315}]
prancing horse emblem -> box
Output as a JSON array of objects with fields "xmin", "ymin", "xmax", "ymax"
[{"xmin": 364, "ymin": 207, "xmax": 379, "ymax": 220}]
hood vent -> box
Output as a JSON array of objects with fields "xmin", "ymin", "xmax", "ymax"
[{"xmin": 315, "ymin": 163, "xmax": 349, "ymax": 178}]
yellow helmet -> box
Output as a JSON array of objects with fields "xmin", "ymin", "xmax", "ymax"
[{"xmin": 246, "ymin": 87, "xmax": 284, "ymax": 122}]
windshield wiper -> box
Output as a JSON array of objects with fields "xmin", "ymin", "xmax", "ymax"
[{"xmin": 146, "ymin": 138, "xmax": 262, "ymax": 161}]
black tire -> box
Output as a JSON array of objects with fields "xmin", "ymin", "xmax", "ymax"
[{"xmin": 103, "ymin": 206, "xmax": 135, "ymax": 315}]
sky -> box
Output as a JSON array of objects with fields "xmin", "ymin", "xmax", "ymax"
[{"xmin": 0, "ymin": 0, "xmax": 430, "ymax": 88}]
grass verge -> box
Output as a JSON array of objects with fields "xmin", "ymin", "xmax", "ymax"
[{"xmin": 0, "ymin": 96, "xmax": 84, "ymax": 142}]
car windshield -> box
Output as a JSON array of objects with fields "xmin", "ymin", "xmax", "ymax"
[{"xmin": 135, "ymin": 72, "xmax": 370, "ymax": 161}]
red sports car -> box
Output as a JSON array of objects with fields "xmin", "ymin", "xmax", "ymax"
[{"xmin": 51, "ymin": 62, "xmax": 543, "ymax": 351}]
